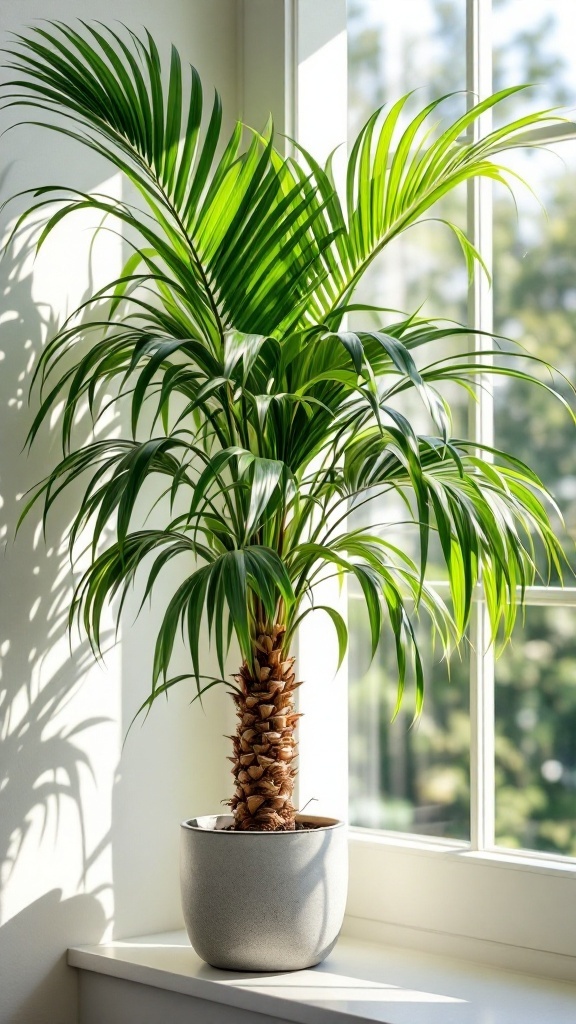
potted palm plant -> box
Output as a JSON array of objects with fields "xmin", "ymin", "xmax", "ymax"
[{"xmin": 3, "ymin": 24, "xmax": 572, "ymax": 971}]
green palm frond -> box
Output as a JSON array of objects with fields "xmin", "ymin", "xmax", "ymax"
[{"xmin": 4, "ymin": 23, "xmax": 573, "ymax": 716}]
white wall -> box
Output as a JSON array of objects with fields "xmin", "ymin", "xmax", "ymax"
[{"xmin": 0, "ymin": 3, "xmax": 238, "ymax": 1022}]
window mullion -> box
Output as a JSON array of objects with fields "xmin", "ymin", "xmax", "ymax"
[{"xmin": 467, "ymin": 0, "xmax": 495, "ymax": 852}]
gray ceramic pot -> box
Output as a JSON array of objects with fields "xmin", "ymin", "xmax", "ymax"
[{"xmin": 180, "ymin": 813, "xmax": 347, "ymax": 971}]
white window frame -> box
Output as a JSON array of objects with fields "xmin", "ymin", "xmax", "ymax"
[{"xmin": 240, "ymin": 0, "xmax": 576, "ymax": 980}]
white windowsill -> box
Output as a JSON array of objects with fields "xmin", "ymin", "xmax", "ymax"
[{"xmin": 68, "ymin": 927, "xmax": 576, "ymax": 1024}]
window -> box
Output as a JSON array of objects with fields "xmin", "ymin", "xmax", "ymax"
[
  {"xmin": 347, "ymin": 0, "xmax": 576, "ymax": 865},
  {"xmin": 247, "ymin": 0, "xmax": 576, "ymax": 976}
]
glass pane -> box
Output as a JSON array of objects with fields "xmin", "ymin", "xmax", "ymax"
[
  {"xmin": 348, "ymin": 586, "xmax": 471, "ymax": 838},
  {"xmin": 348, "ymin": 0, "xmax": 469, "ymax": 327},
  {"xmin": 347, "ymin": 0, "xmax": 470, "ymax": 567},
  {"xmin": 493, "ymin": 0, "xmax": 576, "ymax": 118},
  {"xmin": 347, "ymin": 1, "xmax": 470, "ymax": 840},
  {"xmin": 495, "ymin": 606, "xmax": 576, "ymax": 856},
  {"xmin": 493, "ymin": 140, "xmax": 576, "ymax": 576},
  {"xmin": 348, "ymin": 0, "xmax": 467, "ymax": 137}
]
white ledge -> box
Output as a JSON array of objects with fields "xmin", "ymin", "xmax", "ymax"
[{"xmin": 68, "ymin": 929, "xmax": 576, "ymax": 1024}]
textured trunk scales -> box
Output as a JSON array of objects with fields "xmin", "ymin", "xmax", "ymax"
[{"xmin": 227, "ymin": 624, "xmax": 301, "ymax": 830}]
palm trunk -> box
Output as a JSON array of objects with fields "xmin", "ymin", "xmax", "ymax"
[{"xmin": 227, "ymin": 624, "xmax": 301, "ymax": 830}]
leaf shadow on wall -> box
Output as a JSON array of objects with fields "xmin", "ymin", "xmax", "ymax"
[{"xmin": 0, "ymin": 216, "xmax": 114, "ymax": 1022}]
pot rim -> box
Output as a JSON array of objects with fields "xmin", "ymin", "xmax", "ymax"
[{"xmin": 181, "ymin": 812, "xmax": 345, "ymax": 834}]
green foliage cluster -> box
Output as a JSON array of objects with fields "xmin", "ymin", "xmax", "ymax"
[{"xmin": 1, "ymin": 22, "xmax": 571, "ymax": 733}]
